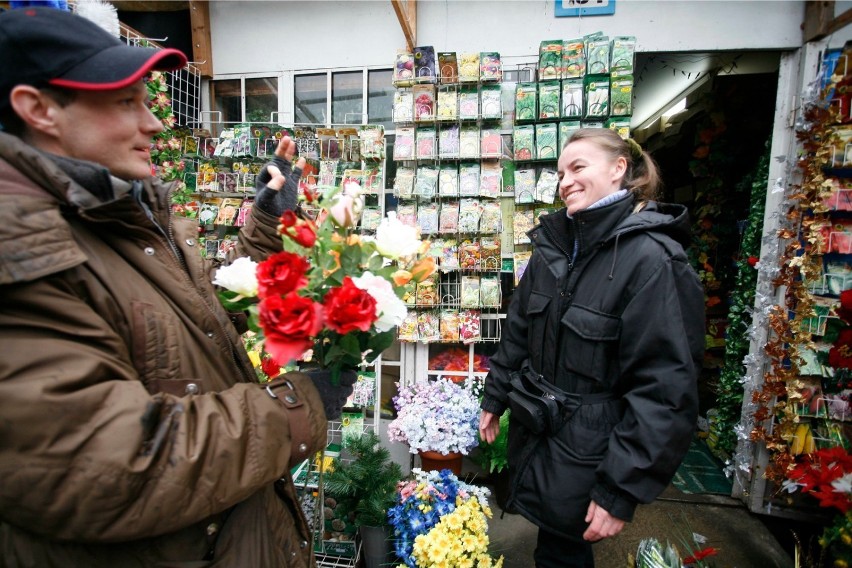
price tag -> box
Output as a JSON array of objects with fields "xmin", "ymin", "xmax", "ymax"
[{"xmin": 555, "ymin": 0, "xmax": 616, "ymax": 17}]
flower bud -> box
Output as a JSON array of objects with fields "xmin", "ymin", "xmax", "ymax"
[
  {"xmin": 392, "ymin": 270, "xmax": 413, "ymax": 286},
  {"xmin": 410, "ymin": 257, "xmax": 437, "ymax": 283}
]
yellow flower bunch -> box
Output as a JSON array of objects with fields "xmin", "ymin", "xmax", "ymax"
[{"xmin": 409, "ymin": 497, "xmax": 503, "ymax": 568}]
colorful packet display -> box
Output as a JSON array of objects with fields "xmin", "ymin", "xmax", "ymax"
[
  {"xmin": 416, "ymin": 127, "xmax": 437, "ymax": 159},
  {"xmin": 480, "ymin": 127, "xmax": 501, "ymax": 158},
  {"xmin": 539, "ymin": 40, "xmax": 563, "ymax": 80},
  {"xmin": 393, "ymin": 90, "xmax": 414, "ymax": 123},
  {"xmin": 458, "ymin": 53, "xmax": 480, "ymax": 83},
  {"xmin": 459, "ymin": 163, "xmax": 481, "ymax": 197},
  {"xmin": 461, "ymin": 275, "xmax": 481, "ymax": 308},
  {"xmin": 438, "ymin": 52, "xmax": 458, "ymax": 83},
  {"xmin": 459, "ymin": 310, "xmax": 481, "ymax": 343},
  {"xmin": 513, "ymin": 210, "xmax": 535, "ymax": 244},
  {"xmin": 413, "ymin": 45, "xmax": 437, "ymax": 83},
  {"xmin": 480, "ymin": 84, "xmax": 502, "ymax": 120},
  {"xmin": 536, "ymin": 169, "xmax": 559, "ymax": 204},
  {"xmin": 440, "ymin": 310, "xmax": 461, "ymax": 342},
  {"xmin": 416, "ymin": 276, "xmax": 440, "ymax": 307},
  {"xmin": 460, "ymin": 125, "xmax": 480, "ymax": 159},
  {"xmin": 610, "ymin": 72, "xmax": 633, "ymax": 117},
  {"xmin": 439, "ymin": 166, "xmax": 459, "ymax": 197},
  {"xmin": 480, "ymin": 52, "xmax": 502, "ymax": 82},
  {"xmin": 413, "ymin": 84, "xmax": 436, "ymax": 122},
  {"xmin": 394, "ymin": 126, "xmax": 415, "ymax": 160},
  {"xmin": 513, "ymin": 125, "xmax": 535, "ymax": 161},
  {"xmin": 459, "ymin": 238, "xmax": 480, "ymax": 271},
  {"xmin": 458, "ymin": 199, "xmax": 483, "ymax": 233},
  {"xmin": 393, "ymin": 50, "xmax": 415, "ymax": 87},
  {"xmin": 561, "ymin": 79, "xmax": 583, "ymax": 119},
  {"xmin": 536, "ymin": 123, "xmax": 559, "ymax": 160},
  {"xmin": 360, "ymin": 125, "xmax": 384, "ymax": 159},
  {"xmin": 480, "ymin": 236, "xmax": 501, "ymax": 271},
  {"xmin": 538, "ymin": 81, "xmax": 561, "ymax": 120},
  {"xmin": 394, "ymin": 167, "xmax": 415, "ymax": 198},
  {"xmin": 479, "ymin": 162, "xmax": 502, "ymax": 198},
  {"xmin": 439, "ymin": 124, "xmax": 460, "ymax": 158},
  {"xmin": 417, "ymin": 201, "xmax": 440, "ymax": 234},
  {"xmin": 515, "ymin": 83, "xmax": 537, "ymax": 122},
  {"xmin": 513, "ymin": 252, "xmax": 532, "ymax": 286},
  {"xmin": 514, "ymin": 169, "xmax": 537, "ymax": 204},
  {"xmin": 480, "ymin": 275, "xmax": 501, "ymax": 308},
  {"xmin": 439, "ymin": 201, "xmax": 460, "ymax": 234},
  {"xmin": 437, "ymin": 89, "xmax": 458, "ymax": 121},
  {"xmin": 562, "ymin": 39, "xmax": 586, "ymax": 79},
  {"xmin": 479, "ymin": 200, "xmax": 503, "ymax": 233},
  {"xmin": 441, "ymin": 239, "xmax": 460, "ymax": 270},
  {"xmin": 398, "ymin": 311, "xmax": 419, "ymax": 341},
  {"xmin": 415, "ymin": 166, "xmax": 439, "ymax": 199}
]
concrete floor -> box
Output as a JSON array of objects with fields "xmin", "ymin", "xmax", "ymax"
[{"xmin": 485, "ymin": 485, "xmax": 795, "ymax": 568}]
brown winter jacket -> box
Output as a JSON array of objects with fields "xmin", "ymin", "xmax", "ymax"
[{"xmin": 0, "ymin": 131, "xmax": 328, "ymax": 567}]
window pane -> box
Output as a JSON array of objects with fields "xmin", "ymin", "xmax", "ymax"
[
  {"xmin": 245, "ymin": 77, "xmax": 278, "ymax": 123},
  {"xmin": 332, "ymin": 71, "xmax": 363, "ymax": 124},
  {"xmin": 295, "ymin": 73, "xmax": 327, "ymax": 124},
  {"xmin": 368, "ymin": 69, "xmax": 393, "ymax": 130},
  {"xmin": 211, "ymin": 79, "xmax": 241, "ymax": 130}
]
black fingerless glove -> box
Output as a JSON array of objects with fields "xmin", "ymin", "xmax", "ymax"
[
  {"xmin": 308, "ymin": 370, "xmax": 358, "ymax": 420},
  {"xmin": 254, "ymin": 156, "xmax": 301, "ymax": 216}
]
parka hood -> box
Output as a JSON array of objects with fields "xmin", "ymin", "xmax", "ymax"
[{"xmin": 614, "ymin": 200, "xmax": 692, "ymax": 249}]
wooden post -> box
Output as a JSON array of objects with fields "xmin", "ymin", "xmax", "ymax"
[
  {"xmin": 391, "ymin": 0, "xmax": 416, "ymax": 51},
  {"xmin": 188, "ymin": 0, "xmax": 212, "ymax": 78}
]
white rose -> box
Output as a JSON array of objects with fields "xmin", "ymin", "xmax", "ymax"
[
  {"xmin": 375, "ymin": 212, "xmax": 422, "ymax": 260},
  {"xmin": 351, "ymin": 271, "xmax": 408, "ymax": 332},
  {"xmin": 212, "ymin": 256, "xmax": 258, "ymax": 297}
]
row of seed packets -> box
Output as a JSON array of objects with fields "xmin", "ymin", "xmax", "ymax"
[
  {"xmin": 407, "ymin": 273, "xmax": 502, "ymax": 308},
  {"xmin": 393, "ymin": 48, "xmax": 502, "ymax": 87},
  {"xmin": 513, "ymin": 207, "xmax": 561, "ymax": 244},
  {"xmin": 514, "ymin": 74, "xmax": 632, "ymax": 122},
  {"xmin": 394, "ymin": 163, "xmax": 502, "ymax": 198},
  {"xmin": 396, "ymin": 200, "xmax": 502, "ymax": 235},
  {"xmin": 514, "ymin": 168, "xmax": 559, "ymax": 205},
  {"xmin": 399, "ymin": 309, "xmax": 484, "ymax": 344},
  {"xmin": 393, "ymin": 84, "xmax": 503, "ymax": 123},
  {"xmin": 424, "ymin": 236, "xmax": 503, "ymax": 271},
  {"xmin": 316, "ymin": 160, "xmax": 383, "ymax": 193},
  {"xmin": 537, "ymin": 34, "xmax": 635, "ymax": 81},
  {"xmin": 394, "ymin": 125, "xmax": 503, "ymax": 161}
]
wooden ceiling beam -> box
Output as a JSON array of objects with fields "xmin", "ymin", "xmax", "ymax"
[
  {"xmin": 188, "ymin": 0, "xmax": 212, "ymax": 78},
  {"xmin": 391, "ymin": 0, "xmax": 416, "ymax": 52}
]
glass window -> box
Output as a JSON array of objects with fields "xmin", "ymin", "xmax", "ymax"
[
  {"xmin": 368, "ymin": 69, "xmax": 393, "ymax": 130},
  {"xmin": 332, "ymin": 71, "xmax": 363, "ymax": 124},
  {"xmin": 295, "ymin": 73, "xmax": 327, "ymax": 124},
  {"xmin": 211, "ymin": 79, "xmax": 241, "ymax": 127},
  {"xmin": 245, "ymin": 77, "xmax": 278, "ymax": 123}
]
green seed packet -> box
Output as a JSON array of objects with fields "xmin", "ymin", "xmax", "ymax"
[
  {"xmin": 561, "ymin": 79, "xmax": 583, "ymax": 119},
  {"xmin": 538, "ymin": 81, "xmax": 561, "ymax": 120},
  {"xmin": 535, "ymin": 123, "xmax": 558, "ymax": 161},
  {"xmin": 538, "ymin": 40, "xmax": 563, "ymax": 80},
  {"xmin": 584, "ymin": 75, "xmax": 610, "ymax": 119},
  {"xmin": 610, "ymin": 36, "xmax": 636, "ymax": 73},
  {"xmin": 562, "ymin": 39, "xmax": 586, "ymax": 79},
  {"xmin": 515, "ymin": 83, "xmax": 538, "ymax": 122},
  {"xmin": 609, "ymin": 72, "xmax": 633, "ymax": 117}
]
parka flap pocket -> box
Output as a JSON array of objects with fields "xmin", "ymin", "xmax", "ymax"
[
  {"xmin": 526, "ymin": 291, "xmax": 551, "ymax": 315},
  {"xmin": 561, "ymin": 305, "xmax": 621, "ymax": 341}
]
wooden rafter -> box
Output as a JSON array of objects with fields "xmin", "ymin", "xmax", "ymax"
[
  {"xmin": 391, "ymin": 0, "xmax": 416, "ymax": 51},
  {"xmin": 188, "ymin": 0, "xmax": 212, "ymax": 78}
]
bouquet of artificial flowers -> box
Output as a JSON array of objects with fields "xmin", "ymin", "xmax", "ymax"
[
  {"xmin": 387, "ymin": 377, "xmax": 481, "ymax": 455},
  {"xmin": 388, "ymin": 469, "xmax": 503, "ymax": 568},
  {"xmin": 212, "ymin": 181, "xmax": 435, "ymax": 383}
]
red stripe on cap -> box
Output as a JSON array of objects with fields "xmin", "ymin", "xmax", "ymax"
[{"xmin": 47, "ymin": 48, "xmax": 187, "ymax": 91}]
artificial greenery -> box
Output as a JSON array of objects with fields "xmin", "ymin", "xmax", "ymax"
[
  {"xmin": 709, "ymin": 141, "xmax": 769, "ymax": 458},
  {"xmin": 323, "ymin": 431, "xmax": 404, "ymax": 528},
  {"xmin": 474, "ymin": 410, "xmax": 510, "ymax": 474}
]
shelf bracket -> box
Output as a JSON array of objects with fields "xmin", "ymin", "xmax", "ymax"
[{"xmin": 391, "ymin": 0, "xmax": 417, "ymax": 52}]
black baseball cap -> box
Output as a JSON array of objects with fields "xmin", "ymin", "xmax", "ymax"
[{"xmin": 0, "ymin": 7, "xmax": 187, "ymax": 113}]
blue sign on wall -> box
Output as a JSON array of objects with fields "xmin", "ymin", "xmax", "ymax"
[{"xmin": 555, "ymin": 0, "xmax": 616, "ymax": 17}]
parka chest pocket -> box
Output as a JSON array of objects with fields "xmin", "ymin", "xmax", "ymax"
[
  {"xmin": 131, "ymin": 300, "xmax": 182, "ymax": 393},
  {"xmin": 560, "ymin": 305, "xmax": 621, "ymax": 383},
  {"xmin": 525, "ymin": 291, "xmax": 551, "ymax": 365}
]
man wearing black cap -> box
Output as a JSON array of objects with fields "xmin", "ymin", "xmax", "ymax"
[{"xmin": 0, "ymin": 7, "xmax": 350, "ymax": 567}]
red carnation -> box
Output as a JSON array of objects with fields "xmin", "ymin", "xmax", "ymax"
[
  {"xmin": 279, "ymin": 211, "xmax": 317, "ymax": 248},
  {"xmin": 747, "ymin": 256, "xmax": 759, "ymax": 267},
  {"xmin": 323, "ymin": 276, "xmax": 377, "ymax": 335},
  {"xmin": 258, "ymin": 293, "xmax": 323, "ymax": 365},
  {"xmin": 256, "ymin": 251, "xmax": 309, "ymax": 299},
  {"xmin": 260, "ymin": 357, "xmax": 281, "ymax": 380}
]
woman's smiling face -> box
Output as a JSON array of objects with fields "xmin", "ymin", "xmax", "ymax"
[{"xmin": 557, "ymin": 138, "xmax": 627, "ymax": 215}]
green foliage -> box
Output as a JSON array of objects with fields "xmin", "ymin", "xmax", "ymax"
[
  {"xmin": 323, "ymin": 431, "xmax": 404, "ymax": 528},
  {"xmin": 474, "ymin": 411, "xmax": 510, "ymax": 474}
]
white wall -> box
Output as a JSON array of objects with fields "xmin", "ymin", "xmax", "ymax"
[{"xmin": 209, "ymin": 0, "xmax": 805, "ymax": 77}]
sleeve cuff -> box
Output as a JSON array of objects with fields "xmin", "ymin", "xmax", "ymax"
[
  {"xmin": 590, "ymin": 482, "xmax": 637, "ymax": 522},
  {"xmin": 480, "ymin": 395, "xmax": 508, "ymax": 416}
]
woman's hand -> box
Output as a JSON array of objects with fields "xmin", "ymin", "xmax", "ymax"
[
  {"xmin": 583, "ymin": 500, "xmax": 625, "ymax": 542},
  {"xmin": 479, "ymin": 410, "xmax": 500, "ymax": 444},
  {"xmin": 255, "ymin": 135, "xmax": 306, "ymax": 215}
]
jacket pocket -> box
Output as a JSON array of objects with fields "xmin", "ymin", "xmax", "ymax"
[
  {"xmin": 131, "ymin": 301, "xmax": 182, "ymax": 393},
  {"xmin": 525, "ymin": 291, "xmax": 551, "ymax": 366},
  {"xmin": 555, "ymin": 400, "xmax": 623, "ymax": 461},
  {"xmin": 559, "ymin": 304, "xmax": 620, "ymax": 383}
]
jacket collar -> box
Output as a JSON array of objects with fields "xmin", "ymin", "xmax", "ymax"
[{"xmin": 538, "ymin": 193, "xmax": 635, "ymax": 260}]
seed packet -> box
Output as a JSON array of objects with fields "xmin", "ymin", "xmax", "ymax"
[
  {"xmin": 459, "ymin": 310, "xmax": 481, "ymax": 344},
  {"xmin": 393, "ymin": 90, "xmax": 414, "ymax": 123},
  {"xmin": 416, "ymin": 276, "xmax": 439, "ymax": 306},
  {"xmin": 437, "ymin": 89, "xmax": 458, "ymax": 121},
  {"xmin": 398, "ymin": 311, "xmax": 419, "ymax": 341},
  {"xmin": 480, "ymin": 275, "xmax": 501, "ymax": 308},
  {"xmin": 294, "ymin": 126, "xmax": 320, "ymax": 161},
  {"xmin": 539, "ymin": 40, "xmax": 563, "ymax": 80},
  {"xmin": 393, "ymin": 50, "xmax": 415, "ymax": 87},
  {"xmin": 428, "ymin": 238, "xmax": 444, "ymax": 264},
  {"xmin": 480, "ymin": 52, "xmax": 502, "ymax": 82},
  {"xmin": 416, "ymin": 166, "xmax": 440, "ymax": 199},
  {"xmin": 217, "ymin": 172, "xmax": 238, "ymax": 193},
  {"xmin": 360, "ymin": 207, "xmax": 382, "ymax": 232},
  {"xmin": 479, "ymin": 162, "xmax": 502, "ymax": 198},
  {"xmin": 438, "ymin": 124, "xmax": 460, "ymax": 158},
  {"xmin": 562, "ymin": 39, "xmax": 586, "ymax": 79},
  {"xmin": 360, "ymin": 125, "xmax": 384, "ymax": 159},
  {"xmin": 459, "ymin": 86, "xmax": 479, "ymax": 120},
  {"xmin": 584, "ymin": 75, "xmax": 610, "ymax": 119},
  {"xmin": 514, "ymin": 169, "xmax": 536, "ymax": 204},
  {"xmin": 458, "ymin": 199, "xmax": 483, "ymax": 234},
  {"xmin": 439, "ymin": 166, "xmax": 459, "ymax": 197},
  {"xmin": 480, "ymin": 236, "xmax": 501, "ymax": 271},
  {"xmin": 513, "ymin": 125, "xmax": 535, "ymax": 161},
  {"xmin": 479, "ymin": 200, "xmax": 502, "ymax": 233},
  {"xmin": 234, "ymin": 200, "xmax": 252, "ymax": 227},
  {"xmin": 394, "ymin": 127, "xmax": 415, "ymax": 161},
  {"xmin": 459, "ymin": 238, "xmax": 480, "ymax": 271},
  {"xmin": 513, "ymin": 210, "xmax": 535, "ymax": 244},
  {"xmin": 439, "ymin": 201, "xmax": 460, "ymax": 234},
  {"xmin": 561, "ymin": 79, "xmax": 583, "ymax": 119},
  {"xmin": 585, "ymin": 35, "xmax": 610, "ymax": 75},
  {"xmin": 438, "ymin": 52, "xmax": 458, "ymax": 83},
  {"xmin": 536, "ymin": 123, "xmax": 559, "ymax": 161},
  {"xmin": 480, "ymin": 84, "xmax": 502, "ymax": 120},
  {"xmin": 610, "ymin": 36, "xmax": 636, "ymax": 73},
  {"xmin": 318, "ymin": 160, "xmax": 338, "ymax": 189},
  {"xmin": 417, "ymin": 201, "xmax": 440, "ymax": 235},
  {"xmin": 825, "ymin": 260, "xmax": 852, "ymax": 295},
  {"xmin": 536, "ymin": 169, "xmax": 559, "ymax": 204},
  {"xmin": 460, "ymin": 125, "xmax": 480, "ymax": 159},
  {"xmin": 538, "ymin": 81, "xmax": 561, "ymax": 120},
  {"xmin": 610, "ymin": 72, "xmax": 633, "ymax": 117},
  {"xmin": 336, "ymin": 127, "xmax": 359, "ymax": 162},
  {"xmin": 480, "ymin": 127, "xmax": 501, "ymax": 158},
  {"xmin": 560, "ymin": 121, "xmax": 582, "ymax": 152},
  {"xmin": 394, "ymin": 167, "xmax": 416, "ymax": 198},
  {"xmin": 364, "ymin": 165, "xmax": 383, "ymax": 193},
  {"xmin": 413, "ymin": 45, "xmax": 437, "ymax": 83},
  {"xmin": 501, "ymin": 160, "xmax": 515, "ymax": 196},
  {"xmin": 416, "ymin": 127, "xmax": 436, "ymax": 159},
  {"xmin": 199, "ymin": 198, "xmax": 221, "ymax": 226},
  {"xmin": 513, "ymin": 252, "xmax": 532, "ymax": 286},
  {"xmin": 413, "ymin": 84, "xmax": 436, "ymax": 122},
  {"xmin": 417, "ymin": 311, "xmax": 440, "ymax": 342},
  {"xmin": 515, "ymin": 82, "xmax": 537, "ymax": 122},
  {"xmin": 317, "ymin": 128, "xmax": 340, "ymax": 160},
  {"xmin": 459, "ymin": 163, "xmax": 481, "ymax": 197},
  {"xmin": 440, "ymin": 310, "xmax": 461, "ymax": 342},
  {"xmin": 397, "ymin": 203, "xmax": 418, "ymax": 227},
  {"xmin": 535, "ymin": 206, "xmax": 559, "ymax": 222},
  {"xmin": 461, "ymin": 276, "xmax": 481, "ymax": 308},
  {"xmin": 215, "ymin": 198, "xmax": 242, "ymax": 226},
  {"xmin": 458, "ymin": 52, "xmax": 480, "ymax": 83},
  {"xmin": 442, "ymin": 239, "xmax": 460, "ymax": 270},
  {"xmin": 217, "ymin": 236, "xmax": 238, "ymax": 260},
  {"xmin": 606, "ymin": 117, "xmax": 631, "ymax": 140}
]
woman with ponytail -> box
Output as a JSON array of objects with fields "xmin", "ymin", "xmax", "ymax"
[{"xmin": 480, "ymin": 128, "xmax": 704, "ymax": 567}]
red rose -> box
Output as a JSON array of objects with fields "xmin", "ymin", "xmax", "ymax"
[
  {"xmin": 279, "ymin": 210, "xmax": 298, "ymax": 230},
  {"xmin": 258, "ymin": 293, "xmax": 323, "ymax": 365},
  {"xmin": 747, "ymin": 256, "xmax": 759, "ymax": 267},
  {"xmin": 256, "ymin": 251, "xmax": 309, "ymax": 299},
  {"xmin": 260, "ymin": 357, "xmax": 281, "ymax": 379},
  {"xmin": 290, "ymin": 223, "xmax": 317, "ymax": 248},
  {"xmin": 323, "ymin": 276, "xmax": 377, "ymax": 335},
  {"xmin": 839, "ymin": 289, "xmax": 852, "ymax": 323}
]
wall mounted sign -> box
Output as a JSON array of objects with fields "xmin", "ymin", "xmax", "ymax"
[{"xmin": 555, "ymin": 0, "xmax": 616, "ymax": 17}]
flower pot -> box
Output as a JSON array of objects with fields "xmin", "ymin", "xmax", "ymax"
[
  {"xmin": 418, "ymin": 450, "xmax": 463, "ymax": 475},
  {"xmin": 359, "ymin": 524, "xmax": 395, "ymax": 568}
]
